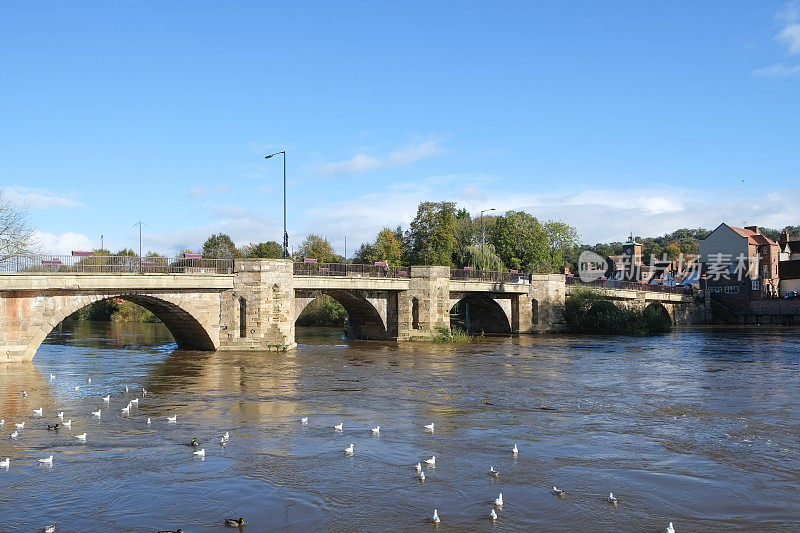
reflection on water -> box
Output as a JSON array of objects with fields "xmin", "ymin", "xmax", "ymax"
[{"xmin": 0, "ymin": 321, "xmax": 799, "ymax": 531}]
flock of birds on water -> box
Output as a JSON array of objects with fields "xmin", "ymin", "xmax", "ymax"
[{"xmin": 2, "ymin": 375, "xmax": 677, "ymax": 533}]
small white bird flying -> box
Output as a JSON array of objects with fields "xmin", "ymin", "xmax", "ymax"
[
  {"xmin": 103, "ymin": 395, "xmax": 110, "ymax": 403},
  {"xmin": 666, "ymin": 522, "xmax": 675, "ymax": 533},
  {"xmin": 424, "ymin": 456, "xmax": 436, "ymax": 466},
  {"xmin": 489, "ymin": 509, "xmax": 497, "ymax": 521},
  {"xmin": 334, "ymin": 422, "xmax": 343, "ymax": 431},
  {"xmin": 193, "ymin": 448, "xmax": 205, "ymax": 457},
  {"xmin": 33, "ymin": 408, "xmax": 43, "ymax": 416},
  {"xmin": 38, "ymin": 455, "xmax": 53, "ymax": 465},
  {"xmin": 608, "ymin": 492, "xmax": 617, "ymax": 504},
  {"xmin": 166, "ymin": 415, "xmax": 177, "ymax": 423},
  {"xmin": 75, "ymin": 433, "xmax": 87, "ymax": 441},
  {"xmin": 512, "ymin": 443, "xmax": 519, "ymax": 455},
  {"xmin": 371, "ymin": 426, "xmax": 380, "ymax": 434},
  {"xmin": 551, "ymin": 486, "xmax": 564, "ymax": 496},
  {"xmin": 424, "ymin": 423, "xmax": 435, "ymax": 432},
  {"xmin": 57, "ymin": 412, "xmax": 64, "ymax": 420},
  {"xmin": 10, "ymin": 431, "xmax": 18, "ymax": 439},
  {"xmin": 14, "ymin": 422, "xmax": 24, "ymax": 429},
  {"xmin": 488, "ymin": 466, "xmax": 499, "ymax": 477},
  {"xmin": 494, "ymin": 493, "xmax": 504, "ymax": 507},
  {"xmin": 345, "ymin": 443, "xmax": 354, "ymax": 455},
  {"xmin": 0, "ymin": 457, "xmax": 9, "ymax": 468},
  {"xmin": 92, "ymin": 409, "xmax": 101, "ymax": 417},
  {"xmin": 432, "ymin": 509, "xmax": 440, "ymax": 524}
]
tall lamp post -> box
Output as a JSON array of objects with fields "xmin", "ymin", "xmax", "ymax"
[
  {"xmin": 264, "ymin": 151, "xmax": 288, "ymax": 258},
  {"xmin": 480, "ymin": 208, "xmax": 495, "ymax": 272}
]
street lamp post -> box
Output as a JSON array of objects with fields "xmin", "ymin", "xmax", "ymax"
[
  {"xmin": 480, "ymin": 208, "xmax": 495, "ymax": 272},
  {"xmin": 264, "ymin": 151, "xmax": 288, "ymax": 258}
]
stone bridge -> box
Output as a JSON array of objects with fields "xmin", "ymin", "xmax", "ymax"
[{"xmin": 0, "ymin": 258, "xmax": 702, "ymax": 362}]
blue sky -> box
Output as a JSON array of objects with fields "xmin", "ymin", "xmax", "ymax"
[{"xmin": 2, "ymin": 1, "xmax": 799, "ymax": 256}]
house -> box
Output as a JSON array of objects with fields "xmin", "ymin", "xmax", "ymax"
[
  {"xmin": 778, "ymin": 230, "xmax": 800, "ymax": 261},
  {"xmin": 698, "ymin": 223, "xmax": 780, "ymax": 301},
  {"xmin": 778, "ymin": 230, "xmax": 800, "ymax": 296}
]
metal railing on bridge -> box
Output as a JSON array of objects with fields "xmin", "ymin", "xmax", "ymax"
[
  {"xmin": 565, "ymin": 276, "xmax": 692, "ymax": 295},
  {"xmin": 450, "ymin": 268, "xmax": 531, "ymax": 284},
  {"xmin": 0, "ymin": 255, "xmax": 234, "ymax": 275},
  {"xmin": 293, "ymin": 262, "xmax": 411, "ymax": 278}
]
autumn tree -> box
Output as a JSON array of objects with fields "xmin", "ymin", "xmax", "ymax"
[{"xmin": 297, "ymin": 234, "xmax": 341, "ymax": 263}]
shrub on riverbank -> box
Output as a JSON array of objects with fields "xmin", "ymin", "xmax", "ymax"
[
  {"xmin": 70, "ymin": 299, "xmax": 160, "ymax": 323},
  {"xmin": 431, "ymin": 326, "xmax": 474, "ymax": 343},
  {"xmin": 296, "ymin": 295, "xmax": 348, "ymax": 327},
  {"xmin": 566, "ymin": 286, "xmax": 671, "ymax": 335}
]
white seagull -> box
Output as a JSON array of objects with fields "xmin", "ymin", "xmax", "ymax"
[
  {"xmin": 22, "ymin": 390, "xmax": 27, "ymax": 397},
  {"xmin": 424, "ymin": 456, "xmax": 436, "ymax": 466},
  {"xmin": 103, "ymin": 395, "xmax": 110, "ymax": 403},
  {"xmin": 193, "ymin": 448, "xmax": 205, "ymax": 457},
  {"xmin": 75, "ymin": 433, "xmax": 87, "ymax": 441},
  {"xmin": 512, "ymin": 443, "xmax": 519, "ymax": 455},
  {"xmin": 418, "ymin": 471, "xmax": 425, "ymax": 482},
  {"xmin": 431, "ymin": 509, "xmax": 440, "ymax": 524},
  {"xmin": 494, "ymin": 493, "xmax": 504, "ymax": 507},
  {"xmin": 488, "ymin": 466, "xmax": 499, "ymax": 477},
  {"xmin": 121, "ymin": 406, "xmax": 130, "ymax": 415},
  {"xmin": 92, "ymin": 409, "xmax": 101, "ymax": 417},
  {"xmin": 57, "ymin": 412, "xmax": 64, "ymax": 420},
  {"xmin": 10, "ymin": 431, "xmax": 18, "ymax": 439},
  {"xmin": 33, "ymin": 408, "xmax": 43, "ymax": 416},
  {"xmin": 222, "ymin": 431, "xmax": 229, "ymax": 441},
  {"xmin": 44, "ymin": 526, "xmax": 55, "ymax": 533},
  {"xmin": 489, "ymin": 509, "xmax": 497, "ymax": 521},
  {"xmin": 74, "ymin": 386, "xmax": 80, "ymax": 391},
  {"xmin": 551, "ymin": 486, "xmax": 564, "ymax": 496},
  {"xmin": 424, "ymin": 423, "xmax": 435, "ymax": 432},
  {"xmin": 608, "ymin": 492, "xmax": 617, "ymax": 504},
  {"xmin": 130, "ymin": 398, "xmax": 139, "ymax": 406},
  {"xmin": 166, "ymin": 415, "xmax": 177, "ymax": 423},
  {"xmin": 87, "ymin": 378, "xmax": 92, "ymax": 384},
  {"xmin": 414, "ymin": 462, "xmax": 422, "ymax": 473},
  {"xmin": 344, "ymin": 443, "xmax": 354, "ymax": 455},
  {"xmin": 38, "ymin": 455, "xmax": 53, "ymax": 465},
  {"xmin": 0, "ymin": 419, "xmax": 4, "ymax": 426},
  {"xmin": 125, "ymin": 386, "xmax": 129, "ymax": 393},
  {"xmin": 14, "ymin": 422, "xmax": 24, "ymax": 429},
  {"xmin": 371, "ymin": 426, "xmax": 380, "ymax": 434},
  {"xmin": 50, "ymin": 374, "xmax": 55, "ymax": 381},
  {"xmin": 142, "ymin": 388, "xmax": 147, "ymax": 396},
  {"xmin": 0, "ymin": 457, "xmax": 9, "ymax": 468},
  {"xmin": 666, "ymin": 522, "xmax": 675, "ymax": 533},
  {"xmin": 334, "ymin": 422, "xmax": 343, "ymax": 431},
  {"xmin": 146, "ymin": 418, "xmax": 151, "ymax": 425},
  {"xmin": 63, "ymin": 420, "xmax": 72, "ymax": 428},
  {"xmin": 300, "ymin": 417, "xmax": 308, "ymax": 425}
]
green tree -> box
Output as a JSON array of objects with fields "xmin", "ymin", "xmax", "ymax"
[
  {"xmin": 202, "ymin": 233, "xmax": 241, "ymax": 259},
  {"xmin": 408, "ymin": 201, "xmax": 458, "ymax": 266},
  {"xmin": 243, "ymin": 241, "xmax": 284, "ymax": 259},
  {"xmin": 490, "ymin": 210, "xmax": 549, "ymax": 272},
  {"xmin": 297, "ymin": 234, "xmax": 341, "ymax": 263},
  {"xmin": 462, "ymin": 243, "xmax": 505, "ymax": 271},
  {"xmin": 116, "ymin": 248, "xmax": 138, "ymax": 257},
  {"xmin": 543, "ymin": 220, "xmax": 579, "ymax": 272}
]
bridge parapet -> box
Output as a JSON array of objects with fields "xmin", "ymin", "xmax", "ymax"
[{"xmin": 0, "ymin": 254, "xmax": 233, "ymax": 275}]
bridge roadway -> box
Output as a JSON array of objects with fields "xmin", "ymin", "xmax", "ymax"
[{"xmin": 0, "ymin": 259, "xmax": 700, "ymax": 362}]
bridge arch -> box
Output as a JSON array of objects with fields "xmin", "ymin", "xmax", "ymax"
[
  {"xmin": 26, "ymin": 292, "xmax": 219, "ymax": 360},
  {"xmin": 449, "ymin": 293, "xmax": 511, "ymax": 334},
  {"xmin": 294, "ymin": 289, "xmax": 388, "ymax": 340},
  {"xmin": 644, "ymin": 301, "xmax": 673, "ymax": 326}
]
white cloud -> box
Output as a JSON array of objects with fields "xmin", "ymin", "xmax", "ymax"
[
  {"xmin": 187, "ymin": 185, "xmax": 228, "ymax": 198},
  {"xmin": 31, "ymin": 230, "xmax": 95, "ymax": 255},
  {"xmin": 4, "ymin": 186, "xmax": 83, "ymax": 209},
  {"xmin": 752, "ymin": 63, "xmax": 800, "ymax": 77},
  {"xmin": 778, "ymin": 22, "xmax": 800, "ymax": 53},
  {"xmin": 318, "ymin": 139, "xmax": 444, "ymax": 176}
]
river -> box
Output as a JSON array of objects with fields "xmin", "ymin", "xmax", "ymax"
[{"xmin": 0, "ymin": 321, "xmax": 798, "ymax": 531}]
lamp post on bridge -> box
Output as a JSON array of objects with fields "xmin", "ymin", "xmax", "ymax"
[
  {"xmin": 480, "ymin": 208, "xmax": 495, "ymax": 273},
  {"xmin": 264, "ymin": 150, "xmax": 288, "ymax": 259}
]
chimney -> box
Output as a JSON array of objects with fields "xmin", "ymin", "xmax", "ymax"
[
  {"xmin": 744, "ymin": 225, "xmax": 760, "ymax": 234},
  {"xmin": 779, "ymin": 230, "xmax": 790, "ymax": 245}
]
